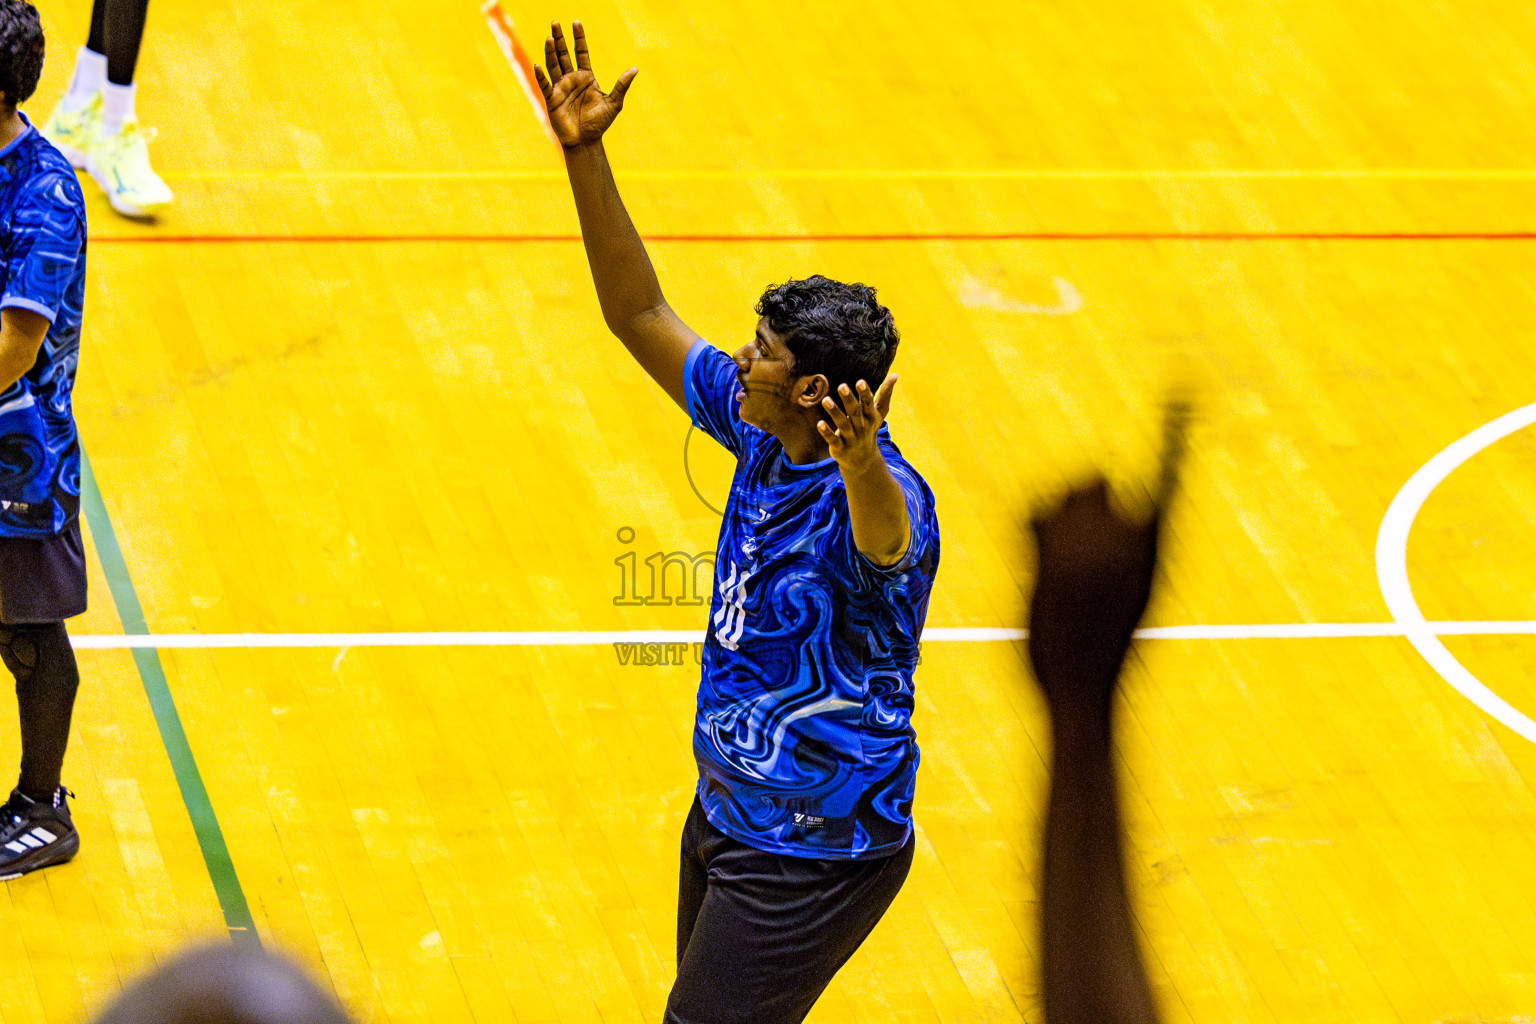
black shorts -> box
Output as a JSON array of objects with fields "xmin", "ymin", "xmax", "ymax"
[
  {"xmin": 0, "ymin": 519, "xmax": 87, "ymax": 624},
  {"xmin": 665, "ymin": 796, "xmax": 914, "ymax": 1024}
]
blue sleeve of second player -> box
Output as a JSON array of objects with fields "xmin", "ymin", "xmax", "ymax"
[
  {"xmin": 1, "ymin": 173, "xmax": 84, "ymax": 325},
  {"xmin": 684, "ymin": 340, "xmax": 751, "ymax": 456}
]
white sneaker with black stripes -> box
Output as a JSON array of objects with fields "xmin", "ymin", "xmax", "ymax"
[{"xmin": 0, "ymin": 786, "xmax": 78, "ymax": 880}]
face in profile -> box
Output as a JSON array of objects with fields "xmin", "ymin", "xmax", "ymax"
[{"xmin": 731, "ymin": 318, "xmax": 801, "ymax": 430}]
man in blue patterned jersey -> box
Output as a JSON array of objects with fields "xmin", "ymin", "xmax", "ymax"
[
  {"xmin": 535, "ymin": 23, "xmax": 939, "ymax": 1024},
  {"xmin": 0, "ymin": 1, "xmax": 92, "ymax": 880}
]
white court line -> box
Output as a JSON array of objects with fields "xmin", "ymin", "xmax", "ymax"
[
  {"xmin": 1376, "ymin": 401, "xmax": 1536, "ymax": 744},
  {"xmin": 63, "ymin": 621, "xmax": 1536, "ymax": 649}
]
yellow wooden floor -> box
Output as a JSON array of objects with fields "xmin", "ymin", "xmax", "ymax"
[{"xmin": 5, "ymin": 0, "xmax": 1536, "ymax": 1020}]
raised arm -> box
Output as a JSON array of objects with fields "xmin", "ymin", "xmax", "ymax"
[
  {"xmin": 1026, "ymin": 403, "xmax": 1187, "ymax": 1024},
  {"xmin": 533, "ymin": 22, "xmax": 698, "ymax": 411},
  {"xmin": 819, "ymin": 376, "xmax": 911, "ymax": 566}
]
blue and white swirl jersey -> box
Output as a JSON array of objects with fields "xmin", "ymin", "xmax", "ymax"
[
  {"xmin": 684, "ymin": 341, "xmax": 940, "ymax": 860},
  {"xmin": 0, "ymin": 116, "xmax": 86, "ymax": 538}
]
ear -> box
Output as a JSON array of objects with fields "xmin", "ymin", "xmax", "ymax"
[{"xmin": 795, "ymin": 373, "xmax": 831, "ymax": 410}]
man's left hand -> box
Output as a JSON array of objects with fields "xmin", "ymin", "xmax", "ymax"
[{"xmin": 818, "ymin": 375, "xmax": 898, "ymax": 472}]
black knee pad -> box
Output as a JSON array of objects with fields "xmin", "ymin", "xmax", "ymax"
[{"xmin": 0, "ymin": 622, "xmax": 72, "ymax": 686}]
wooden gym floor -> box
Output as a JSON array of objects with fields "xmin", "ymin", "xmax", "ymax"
[{"xmin": 5, "ymin": 0, "xmax": 1536, "ymax": 1021}]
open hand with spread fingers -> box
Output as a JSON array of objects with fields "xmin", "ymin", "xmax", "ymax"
[
  {"xmin": 531, "ymin": 21, "xmax": 638, "ymax": 149},
  {"xmin": 1026, "ymin": 398, "xmax": 1189, "ymax": 723},
  {"xmin": 818, "ymin": 375, "xmax": 898, "ymax": 473}
]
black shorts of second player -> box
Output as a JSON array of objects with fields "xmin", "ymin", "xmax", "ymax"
[
  {"xmin": 0, "ymin": 519, "xmax": 86, "ymax": 624},
  {"xmin": 665, "ymin": 796, "xmax": 915, "ymax": 1024}
]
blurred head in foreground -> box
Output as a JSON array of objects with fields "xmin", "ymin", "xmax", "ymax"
[{"xmin": 92, "ymin": 944, "xmax": 352, "ymax": 1024}]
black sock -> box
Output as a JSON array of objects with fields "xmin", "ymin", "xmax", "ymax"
[
  {"xmin": 3, "ymin": 623, "xmax": 80, "ymax": 801},
  {"xmin": 101, "ymin": 0, "xmax": 150, "ymax": 87}
]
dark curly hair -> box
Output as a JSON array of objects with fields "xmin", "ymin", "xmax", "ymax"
[
  {"xmin": 756, "ymin": 276, "xmax": 900, "ymax": 404},
  {"xmin": 0, "ymin": 1, "xmax": 42, "ymax": 110}
]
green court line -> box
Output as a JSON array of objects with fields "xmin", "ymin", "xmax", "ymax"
[{"xmin": 80, "ymin": 452, "xmax": 258, "ymax": 946}]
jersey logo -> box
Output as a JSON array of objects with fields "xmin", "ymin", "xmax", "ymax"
[{"xmin": 713, "ymin": 560, "xmax": 752, "ymax": 650}]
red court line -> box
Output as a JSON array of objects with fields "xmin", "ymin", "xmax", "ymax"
[{"xmin": 86, "ymin": 231, "xmax": 1536, "ymax": 244}]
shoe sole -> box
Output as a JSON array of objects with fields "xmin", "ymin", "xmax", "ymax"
[
  {"xmin": 81, "ymin": 153, "xmax": 170, "ymax": 220},
  {"xmin": 0, "ymin": 828, "xmax": 79, "ymax": 881}
]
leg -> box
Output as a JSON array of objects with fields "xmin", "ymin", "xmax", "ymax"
[
  {"xmin": 665, "ymin": 826, "xmax": 915, "ymax": 1024},
  {"xmin": 85, "ymin": 0, "xmax": 107, "ymax": 54},
  {"xmin": 4, "ymin": 622, "xmax": 80, "ymax": 800},
  {"xmin": 58, "ymin": 0, "xmax": 173, "ymax": 217},
  {"xmin": 676, "ymin": 797, "xmax": 710, "ymax": 966},
  {"xmin": 53, "ymin": 0, "xmax": 109, "ymax": 119},
  {"xmin": 45, "ymin": 0, "xmax": 110, "ymax": 166},
  {"xmin": 0, "ymin": 622, "xmax": 81, "ymax": 879},
  {"xmin": 101, "ymin": 0, "xmax": 150, "ymax": 87},
  {"xmin": 98, "ymin": 0, "xmax": 150, "ymax": 134}
]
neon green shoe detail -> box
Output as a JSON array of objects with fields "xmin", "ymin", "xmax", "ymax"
[
  {"xmin": 84, "ymin": 117, "xmax": 173, "ymax": 219},
  {"xmin": 39, "ymin": 95, "xmax": 100, "ymax": 169}
]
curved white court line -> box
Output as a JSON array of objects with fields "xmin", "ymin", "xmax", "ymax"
[
  {"xmin": 1376, "ymin": 401, "xmax": 1536, "ymax": 743},
  {"xmin": 957, "ymin": 276, "xmax": 1083, "ymax": 316}
]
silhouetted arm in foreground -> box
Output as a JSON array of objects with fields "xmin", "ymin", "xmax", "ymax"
[{"xmin": 1028, "ymin": 405, "xmax": 1186, "ymax": 1024}]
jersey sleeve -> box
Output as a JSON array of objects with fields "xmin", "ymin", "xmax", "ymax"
[
  {"xmin": 683, "ymin": 340, "xmax": 751, "ymax": 456},
  {"xmin": 3, "ymin": 172, "xmax": 85, "ymax": 325}
]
